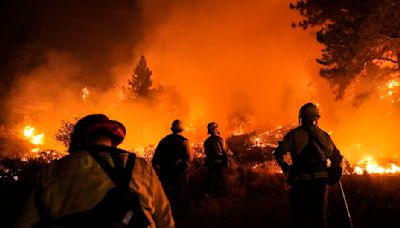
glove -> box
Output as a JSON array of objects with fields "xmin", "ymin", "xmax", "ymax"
[
  {"xmin": 281, "ymin": 163, "xmax": 296, "ymax": 185},
  {"xmin": 328, "ymin": 167, "xmax": 342, "ymax": 186}
]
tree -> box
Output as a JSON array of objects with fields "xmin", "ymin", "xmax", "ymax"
[
  {"xmin": 55, "ymin": 119, "xmax": 76, "ymax": 148},
  {"xmin": 128, "ymin": 55, "xmax": 153, "ymax": 99},
  {"xmin": 291, "ymin": 0, "xmax": 400, "ymax": 99}
]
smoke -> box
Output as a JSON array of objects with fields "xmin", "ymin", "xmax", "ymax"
[
  {"xmin": 1, "ymin": 0, "xmax": 399, "ymax": 162},
  {"xmin": 1, "ymin": 0, "xmax": 161, "ymax": 150},
  {"xmin": 136, "ymin": 0, "xmax": 400, "ymax": 162},
  {"xmin": 1, "ymin": 0, "xmax": 144, "ymax": 121},
  {"xmin": 138, "ymin": 0, "xmax": 323, "ymax": 131}
]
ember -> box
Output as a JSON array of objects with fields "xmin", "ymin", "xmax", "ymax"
[{"xmin": 81, "ymin": 87, "xmax": 90, "ymax": 101}]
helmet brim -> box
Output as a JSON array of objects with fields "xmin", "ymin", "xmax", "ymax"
[{"xmin": 87, "ymin": 120, "xmax": 126, "ymax": 145}]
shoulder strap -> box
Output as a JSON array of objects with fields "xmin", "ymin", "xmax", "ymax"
[
  {"xmin": 122, "ymin": 153, "xmax": 136, "ymax": 189},
  {"xmin": 88, "ymin": 146, "xmax": 136, "ymax": 188},
  {"xmin": 88, "ymin": 147, "xmax": 121, "ymax": 186},
  {"xmin": 301, "ymin": 126, "xmax": 330, "ymax": 161}
]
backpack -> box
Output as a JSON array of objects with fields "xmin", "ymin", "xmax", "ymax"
[
  {"xmin": 296, "ymin": 133, "xmax": 326, "ymax": 172},
  {"xmin": 298, "ymin": 127, "xmax": 342, "ymax": 185},
  {"xmin": 153, "ymin": 134, "xmax": 189, "ymax": 172},
  {"xmin": 35, "ymin": 145, "xmax": 150, "ymax": 228}
]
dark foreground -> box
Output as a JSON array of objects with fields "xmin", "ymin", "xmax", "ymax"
[{"xmin": 1, "ymin": 158, "xmax": 399, "ymax": 228}]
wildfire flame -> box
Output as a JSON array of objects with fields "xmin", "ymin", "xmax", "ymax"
[
  {"xmin": 232, "ymin": 124, "xmax": 245, "ymax": 136},
  {"xmin": 378, "ymin": 79, "xmax": 400, "ymax": 103},
  {"xmin": 23, "ymin": 126, "xmax": 44, "ymax": 145},
  {"xmin": 353, "ymin": 156, "xmax": 400, "ymax": 174},
  {"xmin": 19, "ymin": 120, "xmax": 400, "ymax": 175}
]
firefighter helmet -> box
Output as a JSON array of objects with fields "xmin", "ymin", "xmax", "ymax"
[
  {"xmin": 299, "ymin": 103, "xmax": 320, "ymax": 121},
  {"xmin": 171, "ymin": 119, "xmax": 184, "ymax": 132},
  {"xmin": 68, "ymin": 114, "xmax": 126, "ymax": 153},
  {"xmin": 207, "ymin": 122, "xmax": 219, "ymax": 134}
]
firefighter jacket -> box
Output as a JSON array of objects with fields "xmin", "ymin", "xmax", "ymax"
[
  {"xmin": 152, "ymin": 134, "xmax": 193, "ymax": 172},
  {"xmin": 204, "ymin": 135, "xmax": 228, "ymax": 167},
  {"xmin": 16, "ymin": 150, "xmax": 175, "ymax": 228},
  {"xmin": 274, "ymin": 125, "xmax": 343, "ymax": 182}
]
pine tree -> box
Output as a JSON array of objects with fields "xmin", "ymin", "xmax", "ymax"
[
  {"xmin": 291, "ymin": 0, "xmax": 400, "ymax": 99},
  {"xmin": 128, "ymin": 55, "xmax": 153, "ymax": 98}
]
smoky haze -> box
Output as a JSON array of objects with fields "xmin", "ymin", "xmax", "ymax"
[
  {"xmin": 139, "ymin": 0, "xmax": 324, "ymax": 126},
  {"xmin": 1, "ymin": 0, "xmax": 144, "ymax": 122},
  {"xmin": 2, "ymin": 0, "xmax": 399, "ymax": 163}
]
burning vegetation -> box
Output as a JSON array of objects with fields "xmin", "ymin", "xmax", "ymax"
[{"xmin": 5, "ymin": 119, "xmax": 399, "ymax": 177}]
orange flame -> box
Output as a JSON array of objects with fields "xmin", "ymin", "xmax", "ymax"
[
  {"xmin": 353, "ymin": 156, "xmax": 400, "ymax": 174},
  {"xmin": 23, "ymin": 126, "xmax": 44, "ymax": 145},
  {"xmin": 378, "ymin": 79, "xmax": 400, "ymax": 103}
]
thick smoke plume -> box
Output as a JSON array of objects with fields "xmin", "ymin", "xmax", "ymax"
[{"xmin": 1, "ymin": 0, "xmax": 144, "ymax": 121}]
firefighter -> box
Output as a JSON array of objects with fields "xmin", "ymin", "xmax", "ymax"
[
  {"xmin": 204, "ymin": 122, "xmax": 228, "ymax": 198},
  {"xmin": 17, "ymin": 114, "xmax": 174, "ymax": 228},
  {"xmin": 273, "ymin": 103, "xmax": 343, "ymax": 228},
  {"xmin": 152, "ymin": 120, "xmax": 193, "ymax": 210}
]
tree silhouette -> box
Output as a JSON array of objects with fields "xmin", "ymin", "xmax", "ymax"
[
  {"xmin": 55, "ymin": 119, "xmax": 76, "ymax": 148},
  {"xmin": 128, "ymin": 55, "xmax": 153, "ymax": 99},
  {"xmin": 291, "ymin": 0, "xmax": 400, "ymax": 99}
]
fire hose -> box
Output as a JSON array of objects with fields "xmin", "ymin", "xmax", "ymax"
[{"xmin": 339, "ymin": 180, "xmax": 353, "ymax": 228}]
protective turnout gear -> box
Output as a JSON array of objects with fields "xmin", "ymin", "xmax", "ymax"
[
  {"xmin": 152, "ymin": 127, "xmax": 193, "ymax": 212},
  {"xmin": 207, "ymin": 122, "xmax": 219, "ymax": 134},
  {"xmin": 274, "ymin": 125, "xmax": 342, "ymax": 184},
  {"xmin": 33, "ymin": 146, "xmax": 150, "ymax": 227},
  {"xmin": 17, "ymin": 114, "xmax": 174, "ymax": 228},
  {"xmin": 204, "ymin": 127, "xmax": 228, "ymax": 198},
  {"xmin": 274, "ymin": 104, "xmax": 343, "ymax": 228},
  {"xmin": 68, "ymin": 114, "xmax": 126, "ymax": 153},
  {"xmin": 17, "ymin": 149, "xmax": 174, "ymax": 228},
  {"xmin": 299, "ymin": 103, "xmax": 320, "ymax": 121},
  {"xmin": 204, "ymin": 135, "xmax": 227, "ymax": 167},
  {"xmin": 170, "ymin": 119, "xmax": 184, "ymax": 133},
  {"xmin": 152, "ymin": 134, "xmax": 192, "ymax": 173}
]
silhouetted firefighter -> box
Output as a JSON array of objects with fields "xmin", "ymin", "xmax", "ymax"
[
  {"xmin": 273, "ymin": 103, "xmax": 343, "ymax": 228},
  {"xmin": 16, "ymin": 114, "xmax": 174, "ymax": 228},
  {"xmin": 204, "ymin": 122, "xmax": 228, "ymax": 198},
  {"xmin": 152, "ymin": 120, "xmax": 193, "ymax": 211}
]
